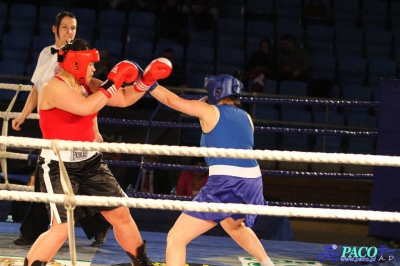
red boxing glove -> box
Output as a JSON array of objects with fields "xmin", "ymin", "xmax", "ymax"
[
  {"xmin": 134, "ymin": 57, "xmax": 172, "ymax": 92},
  {"xmin": 99, "ymin": 60, "xmax": 140, "ymax": 98}
]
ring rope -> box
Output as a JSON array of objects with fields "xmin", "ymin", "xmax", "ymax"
[
  {"xmin": 132, "ymin": 192, "xmax": 370, "ymax": 210},
  {"xmin": 0, "ymin": 82, "xmax": 379, "ymax": 108},
  {"xmin": 0, "ymin": 190, "xmax": 396, "ymax": 222},
  {"xmin": 51, "ymin": 140, "xmax": 77, "ymax": 266},
  {"xmin": 0, "ymin": 136, "xmax": 397, "ymax": 167},
  {"xmin": 3, "ymin": 152, "xmax": 373, "ymax": 180},
  {"xmin": 0, "ymin": 111, "xmax": 377, "ymax": 137}
]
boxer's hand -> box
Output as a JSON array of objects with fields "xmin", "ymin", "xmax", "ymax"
[
  {"xmin": 133, "ymin": 58, "xmax": 172, "ymax": 92},
  {"xmin": 99, "ymin": 60, "xmax": 140, "ymax": 98}
]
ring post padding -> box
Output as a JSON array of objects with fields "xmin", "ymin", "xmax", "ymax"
[{"xmin": 370, "ymin": 78, "xmax": 400, "ymax": 239}]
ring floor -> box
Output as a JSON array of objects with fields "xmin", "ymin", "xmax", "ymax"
[{"xmin": 1, "ymin": 222, "xmax": 399, "ymax": 266}]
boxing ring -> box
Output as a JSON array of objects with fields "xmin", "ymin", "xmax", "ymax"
[{"xmin": 0, "ymin": 82, "xmax": 400, "ymax": 266}]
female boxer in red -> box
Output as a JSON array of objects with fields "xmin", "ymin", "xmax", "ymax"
[{"xmin": 24, "ymin": 39, "xmax": 160, "ymax": 266}]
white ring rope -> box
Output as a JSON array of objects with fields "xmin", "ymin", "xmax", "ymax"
[
  {"xmin": 0, "ymin": 183, "xmax": 34, "ymax": 191},
  {"xmin": 0, "ymin": 136, "xmax": 399, "ymax": 167},
  {"xmin": 0, "ymin": 111, "xmax": 39, "ymax": 120},
  {"xmin": 0, "ymin": 190, "xmax": 399, "ymax": 223},
  {"xmin": 0, "ymin": 83, "xmax": 32, "ymax": 91}
]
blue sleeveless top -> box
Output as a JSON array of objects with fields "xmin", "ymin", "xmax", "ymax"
[{"xmin": 200, "ymin": 104, "xmax": 258, "ymax": 168}]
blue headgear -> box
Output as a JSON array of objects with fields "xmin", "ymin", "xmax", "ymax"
[{"xmin": 204, "ymin": 74, "xmax": 242, "ymax": 105}]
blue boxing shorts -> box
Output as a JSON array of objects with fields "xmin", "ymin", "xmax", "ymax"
[
  {"xmin": 38, "ymin": 149, "xmax": 126, "ymax": 225},
  {"xmin": 184, "ymin": 174, "xmax": 266, "ymax": 227}
]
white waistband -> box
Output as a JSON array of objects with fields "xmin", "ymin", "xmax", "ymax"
[
  {"xmin": 209, "ymin": 165, "xmax": 261, "ymax": 178},
  {"xmin": 40, "ymin": 148, "xmax": 97, "ymax": 162}
]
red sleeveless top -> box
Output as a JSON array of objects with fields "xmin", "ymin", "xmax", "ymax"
[{"xmin": 39, "ymin": 76, "xmax": 98, "ymax": 141}]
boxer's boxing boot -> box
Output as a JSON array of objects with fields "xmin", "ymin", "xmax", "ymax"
[
  {"xmin": 24, "ymin": 258, "xmax": 47, "ymax": 266},
  {"xmin": 125, "ymin": 240, "xmax": 153, "ymax": 266}
]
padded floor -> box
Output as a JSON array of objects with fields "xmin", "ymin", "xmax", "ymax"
[{"xmin": 0, "ymin": 222, "xmax": 399, "ymax": 266}]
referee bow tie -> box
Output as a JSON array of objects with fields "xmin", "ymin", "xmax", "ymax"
[{"xmin": 50, "ymin": 47, "xmax": 59, "ymax": 54}]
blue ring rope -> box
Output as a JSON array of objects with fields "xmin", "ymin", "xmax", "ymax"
[{"xmin": 97, "ymin": 118, "xmax": 377, "ymax": 137}]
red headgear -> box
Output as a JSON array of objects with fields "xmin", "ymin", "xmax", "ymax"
[{"xmin": 57, "ymin": 48, "xmax": 100, "ymax": 84}]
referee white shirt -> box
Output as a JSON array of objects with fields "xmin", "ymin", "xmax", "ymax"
[{"xmin": 31, "ymin": 45, "xmax": 62, "ymax": 92}]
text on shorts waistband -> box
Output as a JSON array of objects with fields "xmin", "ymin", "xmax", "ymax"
[{"xmin": 40, "ymin": 148, "xmax": 97, "ymax": 162}]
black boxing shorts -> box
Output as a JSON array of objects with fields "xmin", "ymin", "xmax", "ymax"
[{"xmin": 38, "ymin": 149, "xmax": 126, "ymax": 224}]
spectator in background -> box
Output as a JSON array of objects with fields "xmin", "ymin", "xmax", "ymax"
[
  {"xmin": 93, "ymin": 49, "xmax": 112, "ymax": 81},
  {"xmin": 243, "ymin": 38, "xmax": 276, "ymax": 92},
  {"xmin": 157, "ymin": 0, "xmax": 188, "ymax": 44},
  {"xmin": 276, "ymin": 34, "xmax": 310, "ymax": 83},
  {"xmin": 158, "ymin": 48, "xmax": 187, "ymax": 88},
  {"xmin": 176, "ymin": 157, "xmax": 208, "ymax": 197}
]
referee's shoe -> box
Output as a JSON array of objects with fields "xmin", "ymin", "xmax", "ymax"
[{"xmin": 90, "ymin": 226, "xmax": 112, "ymax": 247}]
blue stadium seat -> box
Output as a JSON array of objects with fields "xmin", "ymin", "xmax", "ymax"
[
  {"xmin": 0, "ymin": 3, "xmax": 7, "ymax": 22},
  {"xmin": 361, "ymin": 0, "xmax": 387, "ymax": 18},
  {"xmin": 338, "ymin": 55, "xmax": 367, "ymax": 86},
  {"xmin": 336, "ymin": 42, "xmax": 364, "ymax": 58},
  {"xmin": 124, "ymin": 40, "xmax": 154, "ymax": 68},
  {"xmin": 218, "ymin": 4, "xmax": 244, "ymax": 19},
  {"xmin": 0, "ymin": 60, "xmax": 26, "ymax": 88},
  {"xmin": 97, "ymin": 10, "xmax": 127, "ymax": 40},
  {"xmin": 305, "ymin": 25, "xmax": 334, "ymax": 55},
  {"xmin": 245, "ymin": 0, "xmax": 274, "ymax": 21},
  {"xmin": 360, "ymin": 0, "xmax": 388, "ymax": 30},
  {"xmin": 280, "ymin": 108, "xmax": 312, "ymax": 151},
  {"xmin": 94, "ymin": 39, "xmax": 124, "ymax": 66},
  {"xmin": 39, "ymin": 5, "xmax": 61, "ymax": 24},
  {"xmin": 279, "ymin": 81, "xmax": 308, "ymax": 96},
  {"xmin": 218, "ymin": 34, "xmax": 244, "ymax": 50},
  {"xmin": 217, "ymin": 18, "xmax": 244, "ymax": 49},
  {"xmin": 254, "ymin": 127, "xmax": 277, "ymax": 150},
  {"xmin": 8, "ymin": 4, "xmax": 37, "ymax": 35},
  {"xmin": 252, "ymin": 105, "xmax": 279, "ymax": 122},
  {"xmin": 180, "ymin": 116, "xmax": 201, "ymax": 146},
  {"xmin": 333, "ymin": 0, "xmax": 359, "ymax": 15},
  {"xmin": 276, "ymin": 0, "xmax": 302, "ymax": 24},
  {"xmin": 128, "ymin": 11, "xmax": 155, "ymax": 30},
  {"xmin": 128, "ymin": 11, "xmax": 156, "ymax": 43},
  {"xmin": 186, "ymin": 70, "xmax": 207, "ymax": 89},
  {"xmin": 31, "ymin": 35, "xmax": 54, "ymax": 62},
  {"xmin": 247, "ymin": 21, "xmax": 274, "ymax": 41},
  {"xmin": 315, "ymin": 135, "xmax": 342, "ymax": 153},
  {"xmin": 248, "ymin": 78, "xmax": 278, "ymax": 94},
  {"xmin": 309, "ymin": 54, "xmax": 336, "ymax": 80},
  {"xmin": 368, "ymin": 58, "xmax": 397, "ymax": 88},
  {"xmin": 69, "ymin": 7, "xmax": 96, "ymax": 41},
  {"xmin": 1, "ymin": 33, "xmax": 31, "ymax": 63},
  {"xmin": 390, "ymin": 1, "xmax": 400, "ymax": 29},
  {"xmin": 335, "ymin": 27, "xmax": 363, "ymax": 57},
  {"xmin": 347, "ymin": 136, "xmax": 375, "ymax": 154},
  {"xmin": 364, "ymin": 29, "xmax": 393, "ymax": 59},
  {"xmin": 216, "ymin": 47, "xmax": 245, "ymax": 74},
  {"xmin": 187, "ymin": 30, "xmax": 214, "ymax": 47},
  {"xmin": 342, "ymin": 84, "xmax": 372, "ymax": 101},
  {"xmin": 9, "ymin": 4, "xmax": 37, "ymax": 21},
  {"xmin": 186, "ymin": 46, "xmax": 215, "ymax": 65}
]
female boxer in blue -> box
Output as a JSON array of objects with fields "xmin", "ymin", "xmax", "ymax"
[{"xmin": 149, "ymin": 74, "xmax": 275, "ymax": 266}]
